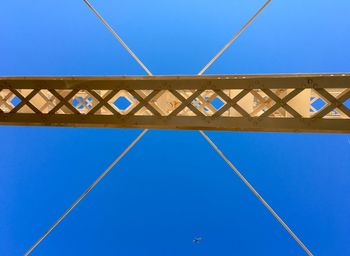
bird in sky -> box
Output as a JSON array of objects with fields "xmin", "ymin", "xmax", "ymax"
[{"xmin": 192, "ymin": 237, "xmax": 203, "ymax": 244}]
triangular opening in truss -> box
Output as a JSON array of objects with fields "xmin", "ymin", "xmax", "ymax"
[
  {"xmin": 268, "ymin": 107, "xmax": 289, "ymax": 118},
  {"xmin": 325, "ymin": 88, "xmax": 348, "ymax": 98},
  {"xmin": 17, "ymin": 89, "xmax": 33, "ymax": 98},
  {"xmin": 323, "ymin": 108, "xmax": 348, "ymax": 119},
  {"xmin": 135, "ymin": 107, "xmax": 153, "ymax": 116},
  {"xmin": 176, "ymin": 90, "xmax": 193, "ymax": 99},
  {"xmin": 93, "ymin": 89, "xmax": 111, "ymax": 98},
  {"xmin": 177, "ymin": 107, "xmax": 196, "ymax": 116},
  {"xmin": 135, "ymin": 90, "xmax": 153, "ymax": 98},
  {"xmin": 222, "ymin": 89, "xmax": 243, "ymax": 99},
  {"xmin": 221, "ymin": 107, "xmax": 242, "ymax": 117},
  {"xmin": 98, "ymin": 106, "xmax": 114, "ymax": 115},
  {"xmin": 56, "ymin": 106, "xmax": 74, "ymax": 115},
  {"xmin": 17, "ymin": 105, "xmax": 35, "ymax": 114},
  {"xmin": 272, "ymin": 89, "xmax": 290, "ymax": 99},
  {"xmin": 57, "ymin": 89, "xmax": 73, "ymax": 98}
]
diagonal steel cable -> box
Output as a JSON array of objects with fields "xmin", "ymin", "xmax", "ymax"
[
  {"xmin": 25, "ymin": 0, "xmax": 155, "ymax": 253},
  {"xmin": 198, "ymin": 0, "xmax": 271, "ymax": 75},
  {"xmin": 196, "ymin": 1, "xmax": 312, "ymax": 255},
  {"xmin": 83, "ymin": 0, "xmax": 153, "ymax": 76},
  {"xmin": 24, "ymin": 129, "xmax": 148, "ymax": 256},
  {"xmin": 81, "ymin": 0, "xmax": 313, "ymax": 253},
  {"xmin": 25, "ymin": 0, "xmax": 312, "ymax": 255},
  {"xmin": 199, "ymin": 131, "xmax": 313, "ymax": 255}
]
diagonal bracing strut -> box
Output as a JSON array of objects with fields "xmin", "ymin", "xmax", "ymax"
[{"xmin": 24, "ymin": 0, "xmax": 313, "ymax": 255}]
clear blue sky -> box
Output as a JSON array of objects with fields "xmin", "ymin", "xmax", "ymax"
[{"xmin": 1, "ymin": 0, "xmax": 350, "ymax": 255}]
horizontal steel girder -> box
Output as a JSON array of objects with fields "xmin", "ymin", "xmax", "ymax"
[{"xmin": 0, "ymin": 74, "xmax": 349, "ymax": 133}]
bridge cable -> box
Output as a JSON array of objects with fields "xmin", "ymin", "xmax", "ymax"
[
  {"xmin": 82, "ymin": 0, "xmax": 153, "ymax": 76},
  {"xmin": 82, "ymin": 0, "xmax": 313, "ymax": 254},
  {"xmin": 199, "ymin": 131, "xmax": 313, "ymax": 256},
  {"xmin": 198, "ymin": 0, "xmax": 271, "ymax": 75},
  {"xmin": 25, "ymin": 0, "xmax": 155, "ymax": 253},
  {"xmin": 196, "ymin": 1, "xmax": 313, "ymax": 255},
  {"xmin": 24, "ymin": 129, "xmax": 148, "ymax": 256},
  {"xmin": 25, "ymin": 1, "xmax": 311, "ymax": 255}
]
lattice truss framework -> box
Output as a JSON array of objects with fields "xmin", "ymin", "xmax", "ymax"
[{"xmin": 1, "ymin": 74, "xmax": 350, "ymax": 133}]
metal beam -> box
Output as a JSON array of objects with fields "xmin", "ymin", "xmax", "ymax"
[{"xmin": 1, "ymin": 74, "xmax": 349, "ymax": 133}]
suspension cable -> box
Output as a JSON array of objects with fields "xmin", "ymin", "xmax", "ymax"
[
  {"xmin": 82, "ymin": 0, "xmax": 313, "ymax": 254},
  {"xmin": 25, "ymin": 1, "xmax": 156, "ymax": 253},
  {"xmin": 25, "ymin": 1, "xmax": 312, "ymax": 255},
  {"xmin": 24, "ymin": 129, "xmax": 148, "ymax": 255},
  {"xmin": 82, "ymin": 0, "xmax": 153, "ymax": 76},
  {"xmin": 199, "ymin": 131, "xmax": 313, "ymax": 256},
  {"xmin": 198, "ymin": 0, "xmax": 271, "ymax": 75},
  {"xmin": 196, "ymin": 1, "xmax": 312, "ymax": 253}
]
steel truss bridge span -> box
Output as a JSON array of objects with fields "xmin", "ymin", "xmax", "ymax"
[{"xmin": 1, "ymin": 73, "xmax": 349, "ymax": 133}]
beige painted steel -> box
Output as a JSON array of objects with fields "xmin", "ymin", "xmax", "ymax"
[{"xmin": 0, "ymin": 74, "xmax": 349, "ymax": 133}]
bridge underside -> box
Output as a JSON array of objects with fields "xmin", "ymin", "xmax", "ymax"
[{"xmin": 1, "ymin": 74, "xmax": 349, "ymax": 133}]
